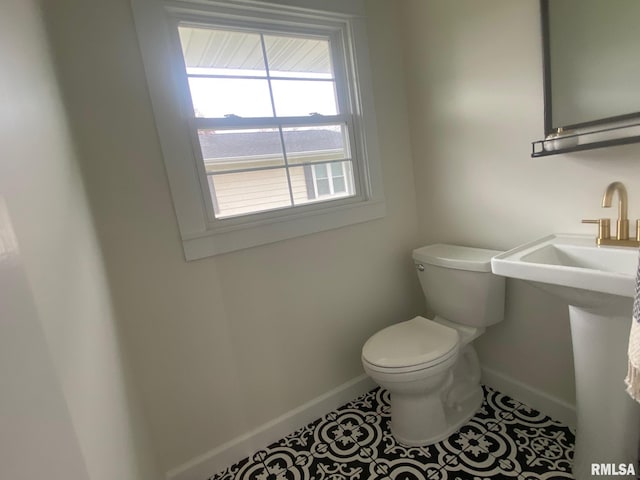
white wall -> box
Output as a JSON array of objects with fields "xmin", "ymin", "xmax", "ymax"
[
  {"xmin": 0, "ymin": 198, "xmax": 91, "ymax": 480},
  {"xmin": 41, "ymin": 0, "xmax": 422, "ymax": 472},
  {"xmin": 398, "ymin": 0, "xmax": 640, "ymax": 407},
  {"xmin": 0, "ymin": 1, "xmax": 160, "ymax": 479}
]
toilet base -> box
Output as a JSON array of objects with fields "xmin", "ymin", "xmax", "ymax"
[{"xmin": 390, "ymin": 384, "xmax": 483, "ymax": 446}]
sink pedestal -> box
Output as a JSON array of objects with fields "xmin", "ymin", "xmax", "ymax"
[
  {"xmin": 491, "ymin": 235, "xmax": 640, "ymax": 480},
  {"xmin": 569, "ymin": 304, "xmax": 640, "ymax": 480}
]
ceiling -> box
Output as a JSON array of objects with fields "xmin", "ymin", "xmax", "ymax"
[{"xmin": 178, "ymin": 25, "xmax": 332, "ymax": 74}]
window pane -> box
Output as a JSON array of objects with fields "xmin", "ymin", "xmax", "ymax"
[
  {"xmin": 316, "ymin": 178, "xmax": 331, "ymax": 196},
  {"xmin": 264, "ymin": 35, "xmax": 333, "ymax": 79},
  {"xmin": 188, "ymin": 77, "xmax": 273, "ymax": 118},
  {"xmin": 209, "ymin": 168, "xmax": 291, "ymax": 218},
  {"xmin": 314, "ymin": 163, "xmax": 328, "ymax": 179},
  {"xmin": 333, "ymin": 175, "xmax": 346, "ymax": 193},
  {"xmin": 178, "ymin": 26, "xmax": 273, "ymax": 117},
  {"xmin": 178, "ymin": 26, "xmax": 266, "ymax": 75},
  {"xmin": 330, "ymin": 162, "xmax": 344, "ymax": 177},
  {"xmin": 282, "ymin": 125, "xmax": 348, "ymax": 165},
  {"xmin": 271, "ymin": 80, "xmax": 337, "ymax": 116},
  {"xmin": 330, "ymin": 162, "xmax": 347, "ymax": 194},
  {"xmin": 197, "ymin": 129, "xmax": 285, "ymax": 173}
]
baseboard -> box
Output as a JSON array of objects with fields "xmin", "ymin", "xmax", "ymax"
[
  {"xmin": 165, "ymin": 367, "xmax": 575, "ymax": 480},
  {"xmin": 481, "ymin": 366, "xmax": 576, "ymax": 429},
  {"xmin": 166, "ymin": 374, "xmax": 376, "ymax": 480}
]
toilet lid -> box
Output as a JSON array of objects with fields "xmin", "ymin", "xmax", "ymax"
[{"xmin": 362, "ymin": 316, "xmax": 459, "ymax": 369}]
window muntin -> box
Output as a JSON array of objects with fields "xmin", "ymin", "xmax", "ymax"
[{"xmin": 177, "ymin": 24, "xmax": 356, "ymax": 220}]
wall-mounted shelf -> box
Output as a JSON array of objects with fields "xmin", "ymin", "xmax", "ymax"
[{"xmin": 531, "ymin": 123, "xmax": 640, "ymax": 157}]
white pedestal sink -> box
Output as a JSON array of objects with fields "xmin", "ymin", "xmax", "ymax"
[{"xmin": 492, "ymin": 234, "xmax": 640, "ymax": 480}]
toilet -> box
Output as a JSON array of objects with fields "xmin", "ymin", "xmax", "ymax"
[{"xmin": 361, "ymin": 244, "xmax": 505, "ymax": 446}]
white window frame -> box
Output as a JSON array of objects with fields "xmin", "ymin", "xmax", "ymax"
[{"xmin": 131, "ymin": 0, "xmax": 385, "ymax": 259}]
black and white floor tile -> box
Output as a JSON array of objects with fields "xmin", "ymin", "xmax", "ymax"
[{"xmin": 209, "ymin": 386, "xmax": 575, "ymax": 480}]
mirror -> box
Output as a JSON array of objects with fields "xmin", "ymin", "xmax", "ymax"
[{"xmin": 541, "ymin": 0, "xmax": 640, "ymax": 137}]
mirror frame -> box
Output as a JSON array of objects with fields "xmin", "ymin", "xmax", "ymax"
[{"xmin": 540, "ymin": 0, "xmax": 640, "ymax": 137}]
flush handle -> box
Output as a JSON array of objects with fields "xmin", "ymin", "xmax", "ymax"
[{"xmin": 416, "ymin": 264, "xmax": 425, "ymax": 272}]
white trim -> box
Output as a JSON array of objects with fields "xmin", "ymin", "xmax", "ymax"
[
  {"xmin": 184, "ymin": 199, "xmax": 384, "ymax": 259},
  {"xmin": 481, "ymin": 366, "xmax": 576, "ymax": 429},
  {"xmin": 164, "ymin": 367, "xmax": 576, "ymax": 480},
  {"xmin": 166, "ymin": 374, "xmax": 376, "ymax": 480},
  {"xmin": 163, "ymin": 0, "xmax": 365, "ymax": 22}
]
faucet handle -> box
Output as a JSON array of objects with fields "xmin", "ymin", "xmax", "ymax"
[{"xmin": 582, "ymin": 218, "xmax": 611, "ymax": 240}]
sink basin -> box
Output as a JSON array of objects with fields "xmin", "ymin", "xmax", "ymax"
[
  {"xmin": 492, "ymin": 233, "xmax": 636, "ymax": 308},
  {"xmin": 491, "ymin": 233, "xmax": 640, "ymax": 480}
]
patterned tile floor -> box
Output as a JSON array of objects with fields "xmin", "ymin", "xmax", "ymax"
[{"xmin": 210, "ymin": 386, "xmax": 575, "ymax": 480}]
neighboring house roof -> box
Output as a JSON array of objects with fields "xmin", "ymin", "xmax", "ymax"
[{"xmin": 198, "ymin": 128, "xmax": 343, "ymax": 160}]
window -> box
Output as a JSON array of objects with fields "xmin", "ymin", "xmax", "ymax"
[
  {"xmin": 180, "ymin": 22, "xmax": 361, "ymax": 220},
  {"xmin": 311, "ymin": 162, "xmax": 351, "ymax": 198},
  {"xmin": 131, "ymin": 0, "xmax": 385, "ymax": 259}
]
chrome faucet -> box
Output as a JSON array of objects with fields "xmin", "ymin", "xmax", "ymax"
[{"xmin": 582, "ymin": 181, "xmax": 640, "ymax": 247}]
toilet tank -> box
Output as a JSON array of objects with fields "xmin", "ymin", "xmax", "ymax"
[{"xmin": 412, "ymin": 244, "xmax": 505, "ymax": 328}]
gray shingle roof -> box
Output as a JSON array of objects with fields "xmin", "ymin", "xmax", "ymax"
[{"xmin": 198, "ymin": 129, "xmax": 343, "ymax": 160}]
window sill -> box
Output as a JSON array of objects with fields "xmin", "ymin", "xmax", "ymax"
[{"xmin": 182, "ymin": 199, "xmax": 385, "ymax": 259}]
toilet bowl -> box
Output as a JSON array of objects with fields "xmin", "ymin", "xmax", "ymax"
[{"xmin": 361, "ymin": 244, "xmax": 505, "ymax": 446}]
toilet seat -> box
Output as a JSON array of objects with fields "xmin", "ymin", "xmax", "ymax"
[{"xmin": 362, "ymin": 316, "xmax": 459, "ymax": 373}]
